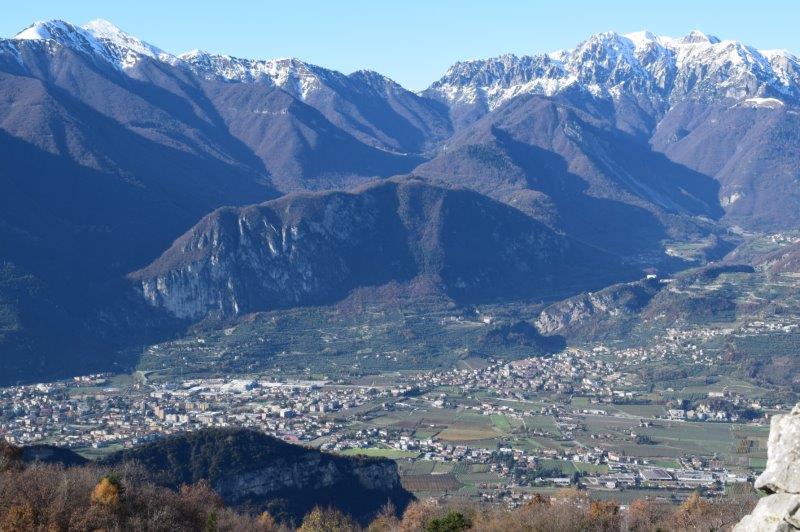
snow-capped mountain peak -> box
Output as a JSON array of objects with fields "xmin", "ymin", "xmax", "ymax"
[
  {"xmin": 12, "ymin": 18, "xmax": 173, "ymax": 70},
  {"xmin": 678, "ymin": 29, "xmax": 720, "ymax": 45},
  {"xmin": 14, "ymin": 20, "xmax": 106, "ymax": 55},
  {"xmin": 83, "ymin": 19, "xmax": 169, "ymax": 63},
  {"xmin": 7, "ymin": 20, "xmax": 800, "ymax": 114},
  {"xmin": 424, "ymin": 29, "xmax": 800, "ymax": 112}
]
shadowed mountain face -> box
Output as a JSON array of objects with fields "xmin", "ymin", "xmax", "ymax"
[
  {"xmin": 0, "ymin": 26, "xmax": 448, "ymax": 383},
  {"xmin": 415, "ymin": 95, "xmax": 724, "ymax": 258},
  {"xmin": 651, "ymin": 100, "xmax": 800, "ymax": 231},
  {"xmin": 101, "ymin": 428, "xmax": 415, "ymax": 525},
  {"xmin": 198, "ymin": 84, "xmax": 425, "ymax": 192},
  {"xmin": 131, "ymin": 178, "xmax": 633, "ymax": 321}
]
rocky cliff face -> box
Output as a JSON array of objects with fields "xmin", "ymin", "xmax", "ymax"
[
  {"xmin": 534, "ymin": 277, "xmax": 662, "ymax": 337},
  {"xmin": 735, "ymin": 405, "xmax": 800, "ymax": 531},
  {"xmin": 212, "ymin": 452, "xmax": 401, "ymax": 500},
  {"xmin": 131, "ymin": 178, "xmax": 630, "ymax": 321}
]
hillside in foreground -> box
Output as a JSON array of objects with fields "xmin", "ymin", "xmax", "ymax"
[{"xmin": 0, "ymin": 429, "xmax": 758, "ymax": 531}]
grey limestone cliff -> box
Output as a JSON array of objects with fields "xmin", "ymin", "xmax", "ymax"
[{"xmin": 735, "ymin": 405, "xmax": 800, "ymax": 531}]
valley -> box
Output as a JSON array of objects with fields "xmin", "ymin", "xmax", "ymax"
[{"xmin": 4, "ymin": 230, "xmax": 799, "ymax": 507}]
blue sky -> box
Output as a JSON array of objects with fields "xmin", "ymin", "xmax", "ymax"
[{"xmin": 2, "ymin": 0, "xmax": 797, "ymax": 90}]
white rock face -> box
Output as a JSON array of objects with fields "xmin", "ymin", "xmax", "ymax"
[
  {"xmin": 757, "ymin": 405, "xmax": 800, "ymax": 495},
  {"xmin": 735, "ymin": 404, "xmax": 800, "ymax": 531},
  {"xmin": 736, "ymin": 494, "xmax": 800, "ymax": 532}
]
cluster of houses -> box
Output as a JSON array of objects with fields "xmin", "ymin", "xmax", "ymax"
[{"xmin": 0, "ymin": 376, "xmax": 410, "ymax": 448}]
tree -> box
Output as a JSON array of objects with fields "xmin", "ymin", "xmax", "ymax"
[
  {"xmin": 625, "ymin": 499, "xmax": 672, "ymax": 531},
  {"xmin": 91, "ymin": 476, "xmax": 121, "ymax": 507},
  {"xmin": 298, "ymin": 506, "xmax": 357, "ymax": 532},
  {"xmin": 0, "ymin": 504, "xmax": 36, "ymax": 530},
  {"xmin": 257, "ymin": 511, "xmax": 279, "ymax": 531},
  {"xmin": 0, "ymin": 441, "xmax": 21, "ymax": 472},
  {"xmin": 368, "ymin": 502, "xmax": 400, "ymax": 532},
  {"xmin": 587, "ymin": 500, "xmax": 620, "ymax": 531},
  {"xmin": 400, "ymin": 501, "xmax": 440, "ymax": 532},
  {"xmin": 426, "ymin": 511, "xmax": 471, "ymax": 532}
]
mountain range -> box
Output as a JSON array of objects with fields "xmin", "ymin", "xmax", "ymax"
[{"xmin": 1, "ymin": 19, "xmax": 800, "ymax": 383}]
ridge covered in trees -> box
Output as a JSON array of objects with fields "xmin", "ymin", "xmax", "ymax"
[{"xmin": 0, "ymin": 435, "xmax": 757, "ymax": 531}]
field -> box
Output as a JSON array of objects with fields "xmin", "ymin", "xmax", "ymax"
[
  {"xmin": 574, "ymin": 414, "xmax": 768, "ymax": 468},
  {"xmin": 398, "ymin": 460, "xmax": 505, "ymax": 497},
  {"xmin": 401, "ymin": 473, "xmax": 462, "ymax": 492},
  {"xmin": 339, "ymin": 448, "xmax": 420, "ymax": 459}
]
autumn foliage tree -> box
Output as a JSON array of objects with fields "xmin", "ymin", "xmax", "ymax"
[
  {"xmin": 91, "ymin": 475, "xmax": 122, "ymax": 506},
  {"xmin": 298, "ymin": 506, "xmax": 358, "ymax": 532}
]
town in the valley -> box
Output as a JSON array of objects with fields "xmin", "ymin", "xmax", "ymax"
[{"xmin": 0, "ymin": 319, "xmax": 779, "ymax": 507}]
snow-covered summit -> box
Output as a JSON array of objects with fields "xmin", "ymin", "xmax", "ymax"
[
  {"xmin": 178, "ymin": 50, "xmax": 405, "ymax": 101},
  {"xmin": 83, "ymin": 19, "xmax": 170, "ymax": 63},
  {"xmin": 11, "ymin": 19, "xmax": 173, "ymax": 70},
  {"xmin": 4, "ymin": 18, "xmax": 410, "ymax": 103},
  {"xmin": 177, "ymin": 51, "xmax": 339, "ymax": 99},
  {"xmin": 6, "ymin": 20, "xmax": 800, "ymax": 111},
  {"xmin": 15, "ymin": 20, "xmax": 108, "ymax": 56},
  {"xmin": 425, "ymin": 29, "xmax": 800, "ymax": 111},
  {"xmin": 677, "ymin": 30, "xmax": 720, "ymax": 45}
]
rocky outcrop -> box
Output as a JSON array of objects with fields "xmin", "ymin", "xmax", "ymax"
[
  {"xmin": 735, "ymin": 405, "xmax": 800, "ymax": 531},
  {"xmin": 534, "ymin": 277, "xmax": 661, "ymax": 337}
]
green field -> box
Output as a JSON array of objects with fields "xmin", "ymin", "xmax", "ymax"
[
  {"xmin": 339, "ymin": 448, "xmax": 420, "ymax": 459},
  {"xmin": 490, "ymin": 414, "xmax": 512, "ymax": 432}
]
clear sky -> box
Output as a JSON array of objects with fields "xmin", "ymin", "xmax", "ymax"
[{"xmin": 2, "ymin": 0, "xmax": 797, "ymax": 90}]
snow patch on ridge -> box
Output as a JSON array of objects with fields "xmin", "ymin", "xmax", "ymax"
[{"xmin": 743, "ymin": 97, "xmax": 785, "ymax": 108}]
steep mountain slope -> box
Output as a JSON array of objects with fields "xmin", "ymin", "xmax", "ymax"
[
  {"xmin": 0, "ymin": 20, "xmax": 446, "ymax": 383},
  {"xmin": 3, "ymin": 18, "xmax": 800, "ymax": 383},
  {"xmin": 6, "ymin": 428, "xmax": 413, "ymax": 525},
  {"xmin": 181, "ymin": 52, "xmax": 452, "ymax": 154},
  {"xmin": 4, "ymin": 19, "xmax": 441, "ymax": 192},
  {"xmin": 0, "ymin": 30, "xmax": 277, "ymax": 383},
  {"xmin": 103, "ymin": 428, "xmax": 414, "ymax": 524},
  {"xmin": 131, "ymin": 178, "xmax": 632, "ymax": 321},
  {"xmin": 415, "ymin": 94, "xmax": 723, "ymax": 259},
  {"xmin": 651, "ymin": 99, "xmax": 800, "ymax": 231},
  {"xmin": 424, "ymin": 30, "xmax": 800, "ymax": 232},
  {"xmin": 534, "ymin": 263, "xmax": 756, "ymax": 343},
  {"xmin": 534, "ymin": 276, "xmax": 664, "ymax": 339},
  {"xmin": 196, "ymin": 83, "xmax": 422, "ymax": 192}
]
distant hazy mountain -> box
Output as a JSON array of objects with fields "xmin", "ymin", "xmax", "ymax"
[{"xmin": 2, "ymin": 19, "xmax": 800, "ymax": 382}]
